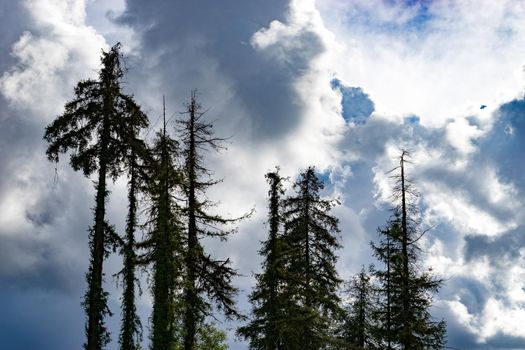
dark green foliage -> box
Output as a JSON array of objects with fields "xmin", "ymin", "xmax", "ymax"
[
  {"xmin": 371, "ymin": 151, "xmax": 446, "ymax": 349},
  {"xmin": 238, "ymin": 169, "xmax": 287, "ymax": 349},
  {"xmin": 280, "ymin": 167, "xmax": 342, "ymax": 350},
  {"xmin": 44, "ymin": 43, "xmax": 148, "ymax": 350},
  {"xmin": 177, "ymin": 91, "xmax": 248, "ymax": 350},
  {"xmin": 343, "ymin": 267, "xmax": 377, "ymax": 349},
  {"xmin": 118, "ymin": 112, "xmax": 151, "ymax": 350},
  {"xmin": 370, "ymin": 225, "xmax": 398, "ymax": 350},
  {"xmin": 140, "ymin": 103, "xmax": 183, "ymax": 350},
  {"xmin": 173, "ymin": 320, "xmax": 228, "ymax": 350}
]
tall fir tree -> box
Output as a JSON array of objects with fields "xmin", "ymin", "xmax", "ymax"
[
  {"xmin": 370, "ymin": 224, "xmax": 399, "ymax": 350},
  {"xmin": 238, "ymin": 168, "xmax": 287, "ymax": 349},
  {"xmin": 140, "ymin": 98, "xmax": 183, "ymax": 350},
  {"xmin": 281, "ymin": 167, "xmax": 342, "ymax": 350},
  {"xmin": 343, "ymin": 266, "xmax": 377, "ymax": 350},
  {"xmin": 118, "ymin": 108, "xmax": 150, "ymax": 350},
  {"xmin": 44, "ymin": 43, "xmax": 147, "ymax": 350},
  {"xmin": 372, "ymin": 151, "xmax": 446, "ymax": 349},
  {"xmin": 177, "ymin": 91, "xmax": 248, "ymax": 350}
]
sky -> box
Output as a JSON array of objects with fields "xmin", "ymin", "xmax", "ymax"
[{"xmin": 0, "ymin": 0, "xmax": 525, "ymax": 349}]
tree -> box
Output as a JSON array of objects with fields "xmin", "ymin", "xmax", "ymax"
[
  {"xmin": 177, "ymin": 91, "xmax": 249, "ymax": 350},
  {"xmin": 118, "ymin": 108, "xmax": 150, "ymax": 350},
  {"xmin": 44, "ymin": 43, "xmax": 148, "ymax": 350},
  {"xmin": 343, "ymin": 266, "xmax": 376, "ymax": 349},
  {"xmin": 281, "ymin": 167, "xmax": 342, "ymax": 350},
  {"xmin": 238, "ymin": 168, "xmax": 287, "ymax": 349},
  {"xmin": 370, "ymin": 224, "xmax": 399, "ymax": 350},
  {"xmin": 140, "ymin": 98, "xmax": 183, "ymax": 350},
  {"xmin": 371, "ymin": 150, "xmax": 446, "ymax": 349},
  {"xmin": 174, "ymin": 321, "xmax": 229, "ymax": 350}
]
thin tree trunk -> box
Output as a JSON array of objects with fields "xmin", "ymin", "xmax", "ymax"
[
  {"xmin": 268, "ymin": 176, "xmax": 280, "ymax": 350},
  {"xmin": 386, "ymin": 236, "xmax": 392, "ymax": 350},
  {"xmin": 121, "ymin": 154, "xmax": 138, "ymax": 350},
  {"xmin": 184, "ymin": 97, "xmax": 198, "ymax": 350},
  {"xmin": 303, "ymin": 180, "xmax": 312, "ymax": 350},
  {"xmin": 87, "ymin": 115, "xmax": 110, "ymax": 350},
  {"xmin": 400, "ymin": 153, "xmax": 411, "ymax": 350}
]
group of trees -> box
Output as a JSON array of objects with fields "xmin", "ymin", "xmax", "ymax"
[
  {"xmin": 44, "ymin": 44, "xmax": 446, "ymax": 349},
  {"xmin": 239, "ymin": 153, "xmax": 446, "ymax": 349},
  {"xmin": 45, "ymin": 44, "xmax": 240, "ymax": 350}
]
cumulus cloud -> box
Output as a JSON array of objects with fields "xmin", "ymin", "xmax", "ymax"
[{"xmin": 2, "ymin": 0, "xmax": 525, "ymax": 349}]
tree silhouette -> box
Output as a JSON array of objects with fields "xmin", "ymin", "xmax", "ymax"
[
  {"xmin": 44, "ymin": 43, "xmax": 148, "ymax": 350},
  {"xmin": 139, "ymin": 98, "xmax": 182, "ymax": 350},
  {"xmin": 281, "ymin": 167, "xmax": 342, "ymax": 349},
  {"xmin": 117, "ymin": 109, "xmax": 151, "ymax": 350},
  {"xmin": 177, "ymin": 91, "xmax": 249, "ymax": 350},
  {"xmin": 372, "ymin": 151, "xmax": 446, "ymax": 349},
  {"xmin": 238, "ymin": 168, "xmax": 287, "ymax": 349},
  {"xmin": 344, "ymin": 266, "xmax": 377, "ymax": 349}
]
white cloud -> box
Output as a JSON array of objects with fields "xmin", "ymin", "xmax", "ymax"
[
  {"xmin": 0, "ymin": 0, "xmax": 107, "ymax": 117},
  {"xmin": 317, "ymin": 0, "xmax": 525, "ymax": 129}
]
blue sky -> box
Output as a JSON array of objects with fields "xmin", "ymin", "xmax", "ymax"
[{"xmin": 1, "ymin": 0, "xmax": 525, "ymax": 349}]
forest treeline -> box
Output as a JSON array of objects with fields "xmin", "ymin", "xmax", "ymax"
[{"xmin": 44, "ymin": 44, "xmax": 446, "ymax": 350}]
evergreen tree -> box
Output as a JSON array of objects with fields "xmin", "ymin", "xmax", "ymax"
[
  {"xmin": 281, "ymin": 167, "xmax": 342, "ymax": 350},
  {"xmin": 177, "ymin": 91, "xmax": 248, "ymax": 350},
  {"xmin": 238, "ymin": 169, "xmax": 287, "ymax": 349},
  {"xmin": 370, "ymin": 225, "xmax": 398, "ymax": 350},
  {"xmin": 44, "ymin": 43, "xmax": 147, "ymax": 350},
  {"xmin": 372, "ymin": 151, "xmax": 446, "ymax": 349},
  {"xmin": 118, "ymin": 108, "xmax": 150, "ymax": 350},
  {"xmin": 343, "ymin": 266, "xmax": 376, "ymax": 349},
  {"xmin": 140, "ymin": 99, "xmax": 182, "ymax": 350}
]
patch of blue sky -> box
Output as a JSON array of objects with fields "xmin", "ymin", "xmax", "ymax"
[
  {"xmin": 330, "ymin": 78, "xmax": 374, "ymax": 125},
  {"xmin": 344, "ymin": 0, "xmax": 433, "ymax": 35}
]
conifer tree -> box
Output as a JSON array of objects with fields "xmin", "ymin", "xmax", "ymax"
[
  {"xmin": 343, "ymin": 266, "xmax": 376, "ymax": 349},
  {"xmin": 372, "ymin": 151, "xmax": 446, "ymax": 349},
  {"xmin": 281, "ymin": 167, "xmax": 342, "ymax": 350},
  {"xmin": 44, "ymin": 43, "xmax": 147, "ymax": 350},
  {"xmin": 177, "ymin": 91, "xmax": 248, "ymax": 350},
  {"xmin": 141, "ymin": 99, "xmax": 183, "ymax": 350},
  {"xmin": 370, "ymin": 225, "xmax": 398, "ymax": 350},
  {"xmin": 238, "ymin": 169, "xmax": 287, "ymax": 349},
  {"xmin": 118, "ymin": 109, "xmax": 150, "ymax": 350}
]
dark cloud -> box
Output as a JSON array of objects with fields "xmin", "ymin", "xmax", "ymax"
[
  {"xmin": 464, "ymin": 226, "xmax": 525, "ymax": 263},
  {"xmin": 0, "ymin": 2, "xmax": 29, "ymax": 73},
  {"xmin": 118, "ymin": 0, "xmax": 324, "ymax": 141},
  {"xmin": 476, "ymin": 97, "xmax": 525, "ymax": 194}
]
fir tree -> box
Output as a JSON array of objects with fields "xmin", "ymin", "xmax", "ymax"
[
  {"xmin": 44, "ymin": 43, "xmax": 147, "ymax": 350},
  {"xmin": 118, "ymin": 108, "xmax": 150, "ymax": 350},
  {"xmin": 372, "ymin": 150, "xmax": 446, "ymax": 349},
  {"xmin": 370, "ymin": 225, "xmax": 398, "ymax": 350},
  {"xmin": 238, "ymin": 168, "xmax": 287, "ymax": 349},
  {"xmin": 177, "ymin": 91, "xmax": 248, "ymax": 350},
  {"xmin": 140, "ymin": 98, "xmax": 182, "ymax": 350},
  {"xmin": 343, "ymin": 266, "xmax": 376, "ymax": 349},
  {"xmin": 281, "ymin": 167, "xmax": 342, "ymax": 350}
]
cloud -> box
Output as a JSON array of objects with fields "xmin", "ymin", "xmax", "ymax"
[{"xmin": 2, "ymin": 0, "xmax": 525, "ymax": 349}]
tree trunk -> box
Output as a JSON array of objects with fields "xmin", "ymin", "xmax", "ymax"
[
  {"xmin": 184, "ymin": 99, "xmax": 198, "ymax": 350},
  {"xmin": 400, "ymin": 153, "xmax": 411, "ymax": 350},
  {"xmin": 86, "ymin": 115, "xmax": 110, "ymax": 350},
  {"xmin": 121, "ymin": 155, "xmax": 137, "ymax": 350}
]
